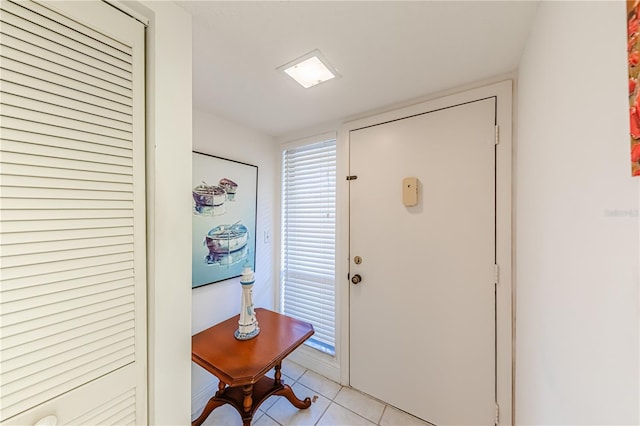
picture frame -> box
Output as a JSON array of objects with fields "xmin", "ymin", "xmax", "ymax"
[
  {"xmin": 192, "ymin": 152, "xmax": 258, "ymax": 288},
  {"xmin": 628, "ymin": 0, "xmax": 640, "ymax": 176}
]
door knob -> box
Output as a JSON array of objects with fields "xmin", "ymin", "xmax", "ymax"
[{"xmin": 351, "ymin": 274, "xmax": 362, "ymax": 285}]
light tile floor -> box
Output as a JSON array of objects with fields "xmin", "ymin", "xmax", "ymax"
[{"xmin": 201, "ymin": 359, "xmax": 434, "ymax": 426}]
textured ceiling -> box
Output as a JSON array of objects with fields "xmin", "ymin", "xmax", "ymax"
[{"xmin": 178, "ymin": 1, "xmax": 539, "ymax": 137}]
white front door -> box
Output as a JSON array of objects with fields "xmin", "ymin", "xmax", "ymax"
[
  {"xmin": 0, "ymin": 1, "xmax": 146, "ymax": 424},
  {"xmin": 349, "ymin": 98, "xmax": 496, "ymax": 425}
]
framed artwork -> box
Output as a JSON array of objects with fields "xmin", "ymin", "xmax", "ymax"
[
  {"xmin": 628, "ymin": 0, "xmax": 640, "ymax": 176},
  {"xmin": 192, "ymin": 152, "xmax": 258, "ymax": 288}
]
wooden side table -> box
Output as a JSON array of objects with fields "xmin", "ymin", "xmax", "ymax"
[{"xmin": 191, "ymin": 308, "xmax": 315, "ymax": 426}]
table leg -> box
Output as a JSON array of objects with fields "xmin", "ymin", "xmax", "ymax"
[
  {"xmin": 216, "ymin": 380, "xmax": 225, "ymax": 396},
  {"xmin": 274, "ymin": 384, "xmax": 312, "ymax": 409},
  {"xmin": 242, "ymin": 384, "xmax": 253, "ymax": 413},
  {"xmin": 274, "ymin": 362, "xmax": 282, "ymax": 386}
]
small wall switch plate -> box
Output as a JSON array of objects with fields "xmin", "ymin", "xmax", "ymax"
[{"xmin": 402, "ymin": 177, "xmax": 418, "ymax": 207}]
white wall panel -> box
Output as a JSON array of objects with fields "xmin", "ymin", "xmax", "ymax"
[{"xmin": 516, "ymin": 2, "xmax": 639, "ymax": 424}]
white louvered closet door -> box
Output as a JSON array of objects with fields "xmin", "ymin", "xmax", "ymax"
[{"xmin": 0, "ymin": 1, "xmax": 146, "ymax": 425}]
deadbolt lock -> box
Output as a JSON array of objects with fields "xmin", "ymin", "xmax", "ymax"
[{"xmin": 354, "ymin": 256, "xmax": 362, "ymax": 265}]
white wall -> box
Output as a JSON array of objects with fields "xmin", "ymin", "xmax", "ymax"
[
  {"xmin": 190, "ymin": 109, "xmax": 278, "ymax": 415},
  {"xmin": 125, "ymin": 1, "xmax": 193, "ymax": 424},
  {"xmin": 516, "ymin": 2, "xmax": 639, "ymax": 424},
  {"xmin": 128, "ymin": 1, "xmax": 640, "ymax": 423}
]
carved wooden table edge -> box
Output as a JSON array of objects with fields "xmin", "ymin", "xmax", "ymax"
[{"xmin": 191, "ymin": 309, "xmax": 314, "ymax": 426}]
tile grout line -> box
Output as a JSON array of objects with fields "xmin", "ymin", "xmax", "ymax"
[
  {"xmin": 377, "ymin": 404, "xmax": 388, "ymax": 425},
  {"xmin": 330, "ymin": 399, "xmax": 385, "ymax": 426},
  {"xmin": 313, "ymin": 397, "xmax": 334, "ymax": 426},
  {"xmin": 293, "ymin": 367, "xmax": 335, "ymax": 426},
  {"xmin": 295, "ymin": 366, "xmax": 385, "ymax": 426},
  {"xmin": 279, "ymin": 362, "xmax": 433, "ymax": 426}
]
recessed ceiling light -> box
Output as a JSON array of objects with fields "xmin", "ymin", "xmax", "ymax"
[{"xmin": 277, "ymin": 49, "xmax": 340, "ymax": 89}]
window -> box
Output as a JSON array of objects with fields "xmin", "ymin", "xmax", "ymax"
[{"xmin": 281, "ymin": 136, "xmax": 336, "ymax": 356}]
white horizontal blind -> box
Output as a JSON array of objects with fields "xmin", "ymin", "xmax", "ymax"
[
  {"xmin": 0, "ymin": 0, "xmax": 143, "ymax": 422},
  {"xmin": 281, "ymin": 138, "xmax": 336, "ymax": 355}
]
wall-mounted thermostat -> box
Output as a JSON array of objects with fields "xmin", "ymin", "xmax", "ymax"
[{"xmin": 402, "ymin": 177, "xmax": 418, "ymax": 207}]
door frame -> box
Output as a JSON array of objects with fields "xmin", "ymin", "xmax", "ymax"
[{"xmin": 336, "ymin": 80, "xmax": 513, "ymax": 425}]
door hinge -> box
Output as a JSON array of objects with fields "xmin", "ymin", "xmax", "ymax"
[
  {"xmin": 494, "ymin": 264, "xmax": 499, "ymax": 285},
  {"xmin": 494, "ymin": 125, "xmax": 500, "ymax": 145},
  {"xmin": 346, "ymin": 175, "xmax": 358, "ymax": 181},
  {"xmin": 495, "ymin": 402, "xmax": 500, "ymax": 424}
]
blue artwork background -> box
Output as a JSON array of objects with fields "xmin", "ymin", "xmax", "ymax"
[{"xmin": 192, "ymin": 152, "xmax": 257, "ymax": 288}]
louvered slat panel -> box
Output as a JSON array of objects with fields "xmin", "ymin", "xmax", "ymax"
[
  {"xmin": 1, "ymin": 252, "xmax": 134, "ymax": 281},
  {"xmin": 0, "ymin": 55, "xmax": 131, "ymax": 106},
  {"xmin": 3, "ymin": 326, "xmax": 135, "ymax": 382},
  {"xmin": 0, "ymin": 68, "xmax": 132, "ymax": 114},
  {"xmin": 1, "ymin": 40, "xmax": 131, "ymax": 91},
  {"xmin": 0, "ymin": 8, "xmax": 132, "ymax": 72},
  {"xmin": 1, "ymin": 297, "xmax": 134, "ymax": 339},
  {"xmin": 2, "ymin": 323, "xmax": 135, "ymax": 383},
  {"xmin": 0, "ymin": 0, "xmax": 144, "ymax": 422},
  {"xmin": 0, "ymin": 163, "xmax": 133, "ymax": 183},
  {"xmin": 1, "ymin": 352, "xmax": 136, "ymax": 416},
  {"xmin": 2, "ymin": 284, "xmax": 134, "ymax": 324},
  {"xmin": 1, "ymin": 347, "xmax": 135, "ymax": 398},
  {"xmin": 114, "ymin": 413, "xmax": 136, "ymax": 426},
  {"xmin": 2, "ymin": 128, "xmax": 132, "ymax": 157},
  {"xmin": 80, "ymin": 393, "xmax": 136, "ymax": 425},
  {"xmin": 0, "ymin": 42, "xmax": 131, "ymax": 97},
  {"xmin": 1, "ymin": 81, "xmax": 132, "ymax": 124},
  {"xmin": 2, "ymin": 322, "xmax": 134, "ymax": 372},
  {"xmin": 0, "ymin": 36, "xmax": 131, "ymax": 87},
  {"xmin": 1, "ymin": 117, "xmax": 133, "ymax": 151},
  {"xmin": 0, "ymin": 226, "xmax": 133, "ymax": 246},
  {"xmin": 1, "ymin": 187, "xmax": 132, "ymax": 201},
  {"xmin": 0, "ymin": 199, "xmax": 133, "ymax": 212},
  {"xmin": 2, "ymin": 93, "xmax": 132, "ymax": 132},
  {"xmin": 2, "ymin": 137, "xmax": 132, "ymax": 162},
  {"xmin": 2, "ymin": 218, "xmax": 134, "ymax": 233},
  {"xmin": 1, "ymin": 104, "xmax": 132, "ymax": 140},
  {"xmin": 2, "ymin": 243, "xmax": 133, "ymax": 269},
  {"xmin": 69, "ymin": 388, "xmax": 136, "ymax": 426},
  {"xmin": 1, "ymin": 174, "xmax": 132, "ymax": 193},
  {"xmin": 2, "ymin": 268, "xmax": 133, "ymax": 302},
  {"xmin": 6, "ymin": 0, "xmax": 130, "ymax": 56},
  {"xmin": 2, "ymin": 307, "xmax": 134, "ymax": 362},
  {"xmin": 1, "ymin": 209, "xmax": 133, "ymax": 222}
]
